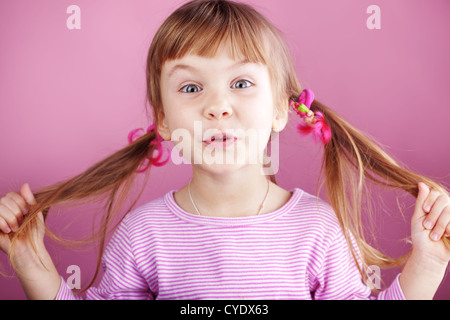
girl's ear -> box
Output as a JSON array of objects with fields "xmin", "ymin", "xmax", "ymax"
[
  {"xmin": 272, "ymin": 102, "xmax": 289, "ymax": 132},
  {"xmin": 156, "ymin": 112, "xmax": 171, "ymax": 141}
]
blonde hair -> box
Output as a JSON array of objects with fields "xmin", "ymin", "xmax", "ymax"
[{"xmin": 7, "ymin": 0, "xmax": 449, "ymax": 293}]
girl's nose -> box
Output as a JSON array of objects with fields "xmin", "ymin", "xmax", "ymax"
[{"xmin": 203, "ymin": 93, "xmax": 233, "ymax": 120}]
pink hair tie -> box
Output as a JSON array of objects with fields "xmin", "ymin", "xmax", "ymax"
[
  {"xmin": 290, "ymin": 89, "xmax": 331, "ymax": 145},
  {"xmin": 128, "ymin": 124, "xmax": 170, "ymax": 172}
]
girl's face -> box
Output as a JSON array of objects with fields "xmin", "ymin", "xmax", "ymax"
[{"xmin": 158, "ymin": 44, "xmax": 288, "ymax": 173}]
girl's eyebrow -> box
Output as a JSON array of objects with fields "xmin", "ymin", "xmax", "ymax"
[
  {"xmin": 167, "ymin": 59, "xmax": 252, "ymax": 79},
  {"xmin": 167, "ymin": 64, "xmax": 195, "ymax": 79}
]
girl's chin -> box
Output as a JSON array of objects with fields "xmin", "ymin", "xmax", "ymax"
[{"xmin": 192, "ymin": 161, "xmax": 267, "ymax": 176}]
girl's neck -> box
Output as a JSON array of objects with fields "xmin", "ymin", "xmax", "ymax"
[{"xmin": 174, "ymin": 166, "xmax": 292, "ymax": 218}]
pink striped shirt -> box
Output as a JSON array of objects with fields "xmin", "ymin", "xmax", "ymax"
[{"xmin": 56, "ymin": 188, "xmax": 405, "ymax": 300}]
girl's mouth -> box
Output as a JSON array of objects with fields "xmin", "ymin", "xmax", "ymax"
[{"xmin": 203, "ymin": 134, "xmax": 237, "ymax": 148}]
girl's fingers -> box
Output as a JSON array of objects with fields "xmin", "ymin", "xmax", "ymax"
[
  {"xmin": 0, "ymin": 188, "xmax": 31, "ymax": 234},
  {"xmin": 0, "ymin": 204, "xmax": 19, "ymax": 232},
  {"xmin": 423, "ymin": 188, "xmax": 444, "ymax": 215},
  {"xmin": 6, "ymin": 192, "xmax": 28, "ymax": 215},
  {"xmin": 423, "ymin": 194, "xmax": 450, "ymax": 230},
  {"xmin": 429, "ymin": 207, "xmax": 450, "ymax": 241},
  {"xmin": 0, "ymin": 194, "xmax": 24, "ymax": 224},
  {"xmin": 0, "ymin": 217, "xmax": 12, "ymax": 234}
]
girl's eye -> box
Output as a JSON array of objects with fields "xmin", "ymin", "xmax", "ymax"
[
  {"xmin": 180, "ymin": 84, "xmax": 201, "ymax": 93},
  {"xmin": 232, "ymin": 80, "xmax": 252, "ymax": 89}
]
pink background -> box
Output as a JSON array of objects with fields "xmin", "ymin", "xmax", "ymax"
[{"xmin": 1, "ymin": 0, "xmax": 449, "ymax": 299}]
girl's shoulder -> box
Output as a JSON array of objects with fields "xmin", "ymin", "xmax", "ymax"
[
  {"xmin": 285, "ymin": 189, "xmax": 347, "ymax": 251},
  {"xmin": 121, "ymin": 191, "xmax": 173, "ymax": 229},
  {"xmin": 291, "ymin": 188, "xmax": 341, "ymax": 232}
]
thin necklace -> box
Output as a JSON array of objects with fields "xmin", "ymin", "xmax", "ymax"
[{"xmin": 188, "ymin": 178, "xmax": 270, "ymax": 216}]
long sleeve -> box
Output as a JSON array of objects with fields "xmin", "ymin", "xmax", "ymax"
[
  {"xmin": 55, "ymin": 218, "xmax": 152, "ymax": 300},
  {"xmin": 310, "ymin": 224, "xmax": 406, "ymax": 300}
]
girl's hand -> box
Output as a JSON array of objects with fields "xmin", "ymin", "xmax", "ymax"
[
  {"xmin": 410, "ymin": 182, "xmax": 450, "ymax": 269},
  {"xmin": 0, "ymin": 183, "xmax": 46, "ymax": 269},
  {"xmin": 0, "ymin": 184, "xmax": 60, "ymax": 299}
]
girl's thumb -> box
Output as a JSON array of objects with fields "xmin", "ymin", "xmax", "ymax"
[
  {"xmin": 413, "ymin": 182, "xmax": 430, "ymax": 220},
  {"xmin": 20, "ymin": 183, "xmax": 37, "ymax": 206}
]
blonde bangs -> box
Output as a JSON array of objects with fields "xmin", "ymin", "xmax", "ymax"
[{"xmin": 159, "ymin": 1, "xmax": 268, "ymax": 65}]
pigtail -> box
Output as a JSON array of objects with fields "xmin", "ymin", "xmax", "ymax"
[
  {"xmin": 308, "ymin": 99, "xmax": 450, "ymax": 276},
  {"xmin": 8, "ymin": 130, "xmax": 160, "ymax": 292}
]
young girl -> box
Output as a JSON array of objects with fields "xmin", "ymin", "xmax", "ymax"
[{"xmin": 1, "ymin": 0, "xmax": 449, "ymax": 300}]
